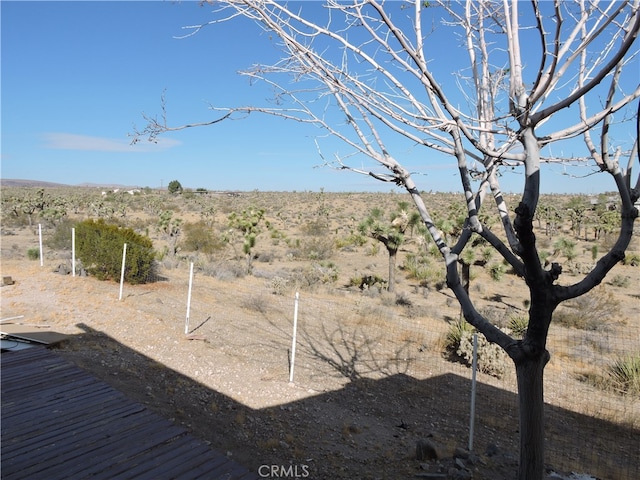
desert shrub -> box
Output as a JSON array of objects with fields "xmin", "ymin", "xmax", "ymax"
[
  {"xmin": 349, "ymin": 274, "xmax": 387, "ymax": 291},
  {"xmin": 488, "ymin": 262, "xmax": 507, "ymax": 281},
  {"xmin": 607, "ymin": 355, "xmax": 640, "ymax": 396},
  {"xmin": 46, "ymin": 218, "xmax": 75, "ymax": 251},
  {"xmin": 241, "ymin": 294, "xmax": 268, "ymax": 313},
  {"xmin": 269, "ymin": 276, "xmax": 288, "ymax": 295},
  {"xmin": 553, "ymin": 237, "xmax": 577, "ymax": 261},
  {"xmin": 200, "ymin": 259, "xmax": 246, "ymax": 281},
  {"xmin": 290, "ymin": 262, "xmax": 339, "ymax": 290},
  {"xmin": 444, "ymin": 320, "xmax": 510, "ymax": 378},
  {"xmin": 301, "ymin": 219, "xmax": 329, "ymax": 236},
  {"xmin": 27, "ymin": 248, "xmax": 40, "ymax": 261},
  {"xmin": 403, "ymin": 253, "xmax": 443, "ymax": 286},
  {"xmin": 622, "ymin": 252, "xmax": 640, "ymax": 266},
  {"xmin": 269, "ymin": 228, "xmax": 287, "ymax": 245},
  {"xmin": 443, "ymin": 320, "xmax": 474, "ymax": 353},
  {"xmin": 75, "ymin": 219, "xmax": 155, "ymax": 284},
  {"xmin": 609, "ymin": 274, "xmax": 629, "ymax": 288},
  {"xmin": 335, "ymin": 232, "xmax": 368, "ymax": 249},
  {"xmin": 457, "ymin": 330, "xmax": 510, "ymax": 378},
  {"xmin": 182, "ymin": 221, "xmax": 224, "ymax": 254},
  {"xmin": 554, "ymin": 286, "xmax": 622, "ymax": 331},
  {"xmin": 300, "ymin": 237, "xmax": 334, "ymax": 260},
  {"xmin": 365, "ymin": 243, "xmax": 380, "ymax": 256},
  {"xmin": 394, "ymin": 291, "xmax": 412, "ymax": 306},
  {"xmin": 508, "ymin": 315, "xmax": 529, "ymax": 338}
]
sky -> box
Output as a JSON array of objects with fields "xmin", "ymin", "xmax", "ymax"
[{"xmin": 1, "ymin": 1, "xmax": 638, "ymax": 193}]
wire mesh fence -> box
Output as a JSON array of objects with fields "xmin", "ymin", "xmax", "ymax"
[
  {"xmin": 12, "ymin": 222, "xmax": 640, "ymax": 479},
  {"xmin": 102, "ymin": 263, "xmax": 640, "ymax": 477}
]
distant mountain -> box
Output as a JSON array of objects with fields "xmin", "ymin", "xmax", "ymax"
[
  {"xmin": 76, "ymin": 182, "xmax": 142, "ymax": 189},
  {"xmin": 1, "ymin": 179, "xmax": 142, "ymax": 189},
  {"xmin": 0, "ymin": 178, "xmax": 70, "ymax": 188}
]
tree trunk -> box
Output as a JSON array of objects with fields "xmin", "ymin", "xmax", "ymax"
[
  {"xmin": 461, "ymin": 262, "xmax": 470, "ymax": 295},
  {"xmin": 387, "ymin": 248, "xmax": 397, "ymax": 293},
  {"xmin": 515, "ymin": 351, "xmax": 549, "ymax": 480}
]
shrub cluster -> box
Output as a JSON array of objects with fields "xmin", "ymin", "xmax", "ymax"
[
  {"xmin": 75, "ymin": 219, "xmax": 156, "ymax": 284},
  {"xmin": 444, "ymin": 320, "xmax": 510, "ymax": 378}
]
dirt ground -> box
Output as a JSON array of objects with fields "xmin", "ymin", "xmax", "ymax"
[{"xmin": 1, "ymin": 190, "xmax": 639, "ymax": 479}]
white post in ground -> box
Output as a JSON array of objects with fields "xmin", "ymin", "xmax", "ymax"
[
  {"xmin": 71, "ymin": 227, "xmax": 76, "ymax": 277},
  {"xmin": 38, "ymin": 224, "xmax": 43, "ymax": 267},
  {"xmin": 118, "ymin": 243, "xmax": 127, "ymax": 301},
  {"xmin": 289, "ymin": 292, "xmax": 300, "ymax": 383},
  {"xmin": 185, "ymin": 262, "xmax": 194, "ymax": 334},
  {"xmin": 468, "ymin": 333, "xmax": 478, "ymax": 452}
]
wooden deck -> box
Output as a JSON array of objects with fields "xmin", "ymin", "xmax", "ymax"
[{"xmin": 1, "ymin": 347, "xmax": 258, "ymax": 480}]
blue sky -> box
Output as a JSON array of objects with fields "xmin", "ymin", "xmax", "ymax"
[{"xmin": 1, "ymin": 1, "xmax": 637, "ymax": 193}]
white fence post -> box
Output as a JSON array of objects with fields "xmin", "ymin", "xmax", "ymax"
[
  {"xmin": 185, "ymin": 262, "xmax": 194, "ymax": 334},
  {"xmin": 468, "ymin": 333, "xmax": 478, "ymax": 452},
  {"xmin": 71, "ymin": 227, "xmax": 76, "ymax": 277},
  {"xmin": 38, "ymin": 224, "xmax": 43, "ymax": 267},
  {"xmin": 118, "ymin": 243, "xmax": 127, "ymax": 301},
  {"xmin": 289, "ymin": 292, "xmax": 300, "ymax": 383}
]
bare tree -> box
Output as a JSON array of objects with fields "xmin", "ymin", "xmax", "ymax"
[{"xmin": 133, "ymin": 1, "xmax": 640, "ymax": 479}]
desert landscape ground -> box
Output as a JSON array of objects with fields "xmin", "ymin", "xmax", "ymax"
[{"xmin": 1, "ymin": 185, "xmax": 638, "ymax": 479}]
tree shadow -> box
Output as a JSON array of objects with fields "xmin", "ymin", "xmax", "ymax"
[
  {"xmin": 297, "ymin": 322, "xmax": 417, "ymax": 381},
  {"xmin": 41, "ymin": 323, "xmax": 640, "ymax": 480}
]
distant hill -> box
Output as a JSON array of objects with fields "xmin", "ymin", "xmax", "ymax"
[
  {"xmin": 1, "ymin": 179, "xmax": 142, "ymax": 189},
  {"xmin": 0, "ymin": 179, "xmax": 70, "ymax": 188}
]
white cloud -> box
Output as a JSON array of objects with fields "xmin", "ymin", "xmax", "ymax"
[{"xmin": 42, "ymin": 132, "xmax": 181, "ymax": 152}]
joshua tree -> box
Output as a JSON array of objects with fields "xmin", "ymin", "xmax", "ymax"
[
  {"xmin": 359, "ymin": 201, "xmax": 421, "ymax": 292},
  {"xmin": 158, "ymin": 210, "xmax": 183, "ymax": 256},
  {"xmin": 227, "ymin": 207, "xmax": 265, "ymax": 274},
  {"xmin": 133, "ymin": 2, "xmax": 639, "ymax": 478}
]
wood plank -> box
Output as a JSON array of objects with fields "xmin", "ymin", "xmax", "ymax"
[
  {"xmin": 111, "ymin": 437, "xmax": 213, "ymax": 479},
  {"xmin": 0, "ymin": 324, "xmax": 69, "ymax": 345},
  {"xmin": 2, "ymin": 413, "xmax": 182, "ymax": 479},
  {"xmin": 2, "ymin": 401, "xmax": 146, "ymax": 453},
  {"xmin": 2, "ymin": 382, "xmax": 120, "ymax": 423},
  {"xmin": 0, "ymin": 348, "xmax": 259, "ymax": 480},
  {"xmin": 30, "ymin": 417, "xmax": 188, "ymax": 479}
]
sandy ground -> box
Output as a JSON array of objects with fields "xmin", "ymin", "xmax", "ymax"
[{"xmin": 1, "ymin": 252, "xmax": 638, "ymax": 479}]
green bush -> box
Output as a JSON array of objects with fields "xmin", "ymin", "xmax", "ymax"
[
  {"xmin": 46, "ymin": 218, "xmax": 75, "ymax": 251},
  {"xmin": 182, "ymin": 221, "xmax": 224, "ymax": 255},
  {"xmin": 488, "ymin": 262, "xmax": 507, "ymax": 281},
  {"xmin": 443, "ymin": 320, "xmax": 474, "ymax": 354},
  {"xmin": 27, "ymin": 248, "xmax": 40, "ymax": 261},
  {"xmin": 75, "ymin": 219, "xmax": 155, "ymax": 284},
  {"xmin": 622, "ymin": 252, "xmax": 640, "ymax": 266},
  {"xmin": 508, "ymin": 315, "xmax": 529, "ymax": 338},
  {"xmin": 607, "ymin": 355, "xmax": 640, "ymax": 396}
]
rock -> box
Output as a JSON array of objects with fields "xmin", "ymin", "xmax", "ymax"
[
  {"xmin": 485, "ymin": 443, "xmax": 499, "ymax": 457},
  {"xmin": 453, "ymin": 447, "xmax": 469, "ymax": 459},
  {"xmin": 54, "ymin": 263, "xmax": 70, "ymax": 275},
  {"xmin": 416, "ymin": 438, "xmax": 441, "ymax": 461}
]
